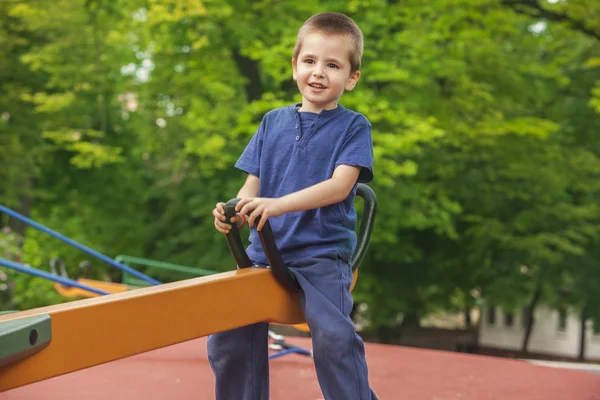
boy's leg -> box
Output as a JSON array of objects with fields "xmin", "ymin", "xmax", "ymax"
[
  {"xmin": 207, "ymin": 322, "xmax": 270, "ymax": 400},
  {"xmin": 289, "ymin": 253, "xmax": 378, "ymax": 400}
]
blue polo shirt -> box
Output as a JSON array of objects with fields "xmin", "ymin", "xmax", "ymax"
[{"xmin": 235, "ymin": 104, "xmax": 374, "ymax": 265}]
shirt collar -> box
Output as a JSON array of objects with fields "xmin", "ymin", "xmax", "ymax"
[{"xmin": 290, "ymin": 103, "xmax": 345, "ymax": 118}]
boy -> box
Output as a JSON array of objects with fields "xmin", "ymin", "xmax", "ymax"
[{"xmin": 209, "ymin": 12, "xmax": 377, "ymax": 400}]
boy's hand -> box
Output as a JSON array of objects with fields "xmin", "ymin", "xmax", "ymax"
[
  {"xmin": 213, "ymin": 202, "xmax": 246, "ymax": 234},
  {"xmin": 236, "ymin": 197, "xmax": 284, "ymax": 231}
]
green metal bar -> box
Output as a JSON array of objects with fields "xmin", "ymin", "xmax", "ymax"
[
  {"xmin": 0, "ymin": 314, "xmax": 52, "ymax": 367},
  {"xmin": 122, "ymin": 276, "xmax": 151, "ymax": 287},
  {"xmin": 114, "ymin": 255, "xmax": 217, "ymax": 278}
]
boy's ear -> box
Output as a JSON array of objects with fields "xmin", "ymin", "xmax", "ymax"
[
  {"xmin": 345, "ymin": 70, "xmax": 361, "ymax": 91},
  {"xmin": 292, "ymin": 58, "xmax": 298, "ymax": 81}
]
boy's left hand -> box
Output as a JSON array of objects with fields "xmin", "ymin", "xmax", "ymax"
[{"xmin": 235, "ymin": 197, "xmax": 284, "ymax": 231}]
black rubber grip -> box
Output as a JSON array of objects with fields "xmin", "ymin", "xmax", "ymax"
[
  {"xmin": 223, "ymin": 183, "xmax": 377, "ymax": 290},
  {"xmin": 351, "ymin": 184, "xmax": 377, "ymax": 272},
  {"xmin": 223, "ymin": 198, "xmax": 253, "ymax": 269}
]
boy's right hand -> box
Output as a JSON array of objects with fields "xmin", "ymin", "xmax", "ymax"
[{"xmin": 213, "ymin": 202, "xmax": 246, "ymax": 234}]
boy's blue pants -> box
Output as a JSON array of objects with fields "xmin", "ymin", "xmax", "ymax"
[{"xmin": 207, "ymin": 252, "xmax": 378, "ymax": 400}]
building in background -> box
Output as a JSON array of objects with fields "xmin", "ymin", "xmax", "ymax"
[{"xmin": 479, "ymin": 304, "xmax": 600, "ymax": 361}]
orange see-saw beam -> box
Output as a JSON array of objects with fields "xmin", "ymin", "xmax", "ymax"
[
  {"xmin": 53, "ymin": 278, "xmax": 129, "ymax": 297},
  {"xmin": 0, "ymin": 268, "xmax": 303, "ymax": 392}
]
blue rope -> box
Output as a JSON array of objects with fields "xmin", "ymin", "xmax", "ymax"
[
  {"xmin": 0, "ymin": 204, "xmax": 161, "ymax": 285},
  {"xmin": 268, "ymin": 347, "xmax": 312, "ymax": 360},
  {"xmin": 0, "ymin": 258, "xmax": 109, "ymax": 296}
]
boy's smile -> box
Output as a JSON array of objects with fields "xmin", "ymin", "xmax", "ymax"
[{"xmin": 292, "ymin": 32, "xmax": 360, "ymax": 113}]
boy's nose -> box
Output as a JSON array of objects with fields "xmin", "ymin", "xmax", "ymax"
[{"xmin": 312, "ymin": 68, "xmax": 325, "ymax": 77}]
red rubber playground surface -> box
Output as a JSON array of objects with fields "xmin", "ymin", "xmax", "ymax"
[{"xmin": 5, "ymin": 337, "xmax": 600, "ymax": 399}]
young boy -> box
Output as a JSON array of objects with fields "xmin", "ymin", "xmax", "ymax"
[{"xmin": 209, "ymin": 12, "xmax": 377, "ymax": 400}]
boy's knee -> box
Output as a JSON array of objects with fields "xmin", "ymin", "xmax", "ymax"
[
  {"xmin": 207, "ymin": 325, "xmax": 267, "ymax": 361},
  {"xmin": 311, "ymin": 323, "xmax": 354, "ymax": 353},
  {"xmin": 208, "ymin": 332, "xmax": 244, "ymax": 359}
]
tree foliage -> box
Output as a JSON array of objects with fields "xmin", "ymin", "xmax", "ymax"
[{"xmin": 1, "ymin": 0, "xmax": 599, "ymax": 338}]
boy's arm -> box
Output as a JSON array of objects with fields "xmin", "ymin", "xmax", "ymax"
[
  {"xmin": 279, "ymin": 165, "xmax": 360, "ymax": 212},
  {"xmin": 238, "ymin": 174, "xmax": 260, "ymax": 198},
  {"xmin": 236, "ymin": 165, "xmax": 360, "ymax": 230}
]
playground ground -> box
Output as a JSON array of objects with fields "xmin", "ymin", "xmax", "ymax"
[{"xmin": 5, "ymin": 336, "xmax": 600, "ymax": 399}]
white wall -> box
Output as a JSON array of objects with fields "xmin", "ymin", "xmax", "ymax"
[
  {"xmin": 479, "ymin": 304, "xmax": 600, "ymax": 361},
  {"xmin": 584, "ymin": 320, "xmax": 600, "ymax": 360}
]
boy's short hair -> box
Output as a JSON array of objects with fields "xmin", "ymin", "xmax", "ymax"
[{"xmin": 292, "ymin": 12, "xmax": 364, "ymax": 72}]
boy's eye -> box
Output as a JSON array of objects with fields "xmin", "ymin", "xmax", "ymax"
[
  {"xmin": 327, "ymin": 63, "xmax": 339, "ymax": 69},
  {"xmin": 304, "ymin": 59, "xmax": 314, "ymax": 64}
]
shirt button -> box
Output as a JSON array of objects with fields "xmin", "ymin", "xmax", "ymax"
[
  {"xmin": 295, "ymin": 135, "xmax": 300, "ymax": 140},
  {"xmin": 295, "ymin": 123, "xmax": 299, "ymax": 129}
]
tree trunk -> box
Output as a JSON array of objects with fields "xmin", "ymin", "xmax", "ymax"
[
  {"xmin": 521, "ymin": 273, "xmax": 543, "ymax": 354},
  {"xmin": 232, "ymin": 49, "xmax": 263, "ymax": 102},
  {"xmin": 90, "ymin": 5, "xmax": 108, "ymax": 136},
  {"xmin": 464, "ymin": 306, "xmax": 472, "ymax": 328},
  {"xmin": 578, "ymin": 307, "xmax": 587, "ymax": 362},
  {"xmin": 402, "ymin": 310, "xmax": 421, "ymax": 328}
]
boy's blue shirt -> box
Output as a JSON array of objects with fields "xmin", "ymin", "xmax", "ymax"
[{"xmin": 235, "ymin": 103, "xmax": 374, "ymax": 266}]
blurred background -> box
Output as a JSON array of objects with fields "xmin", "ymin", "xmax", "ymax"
[{"xmin": 1, "ymin": 0, "xmax": 599, "ymax": 363}]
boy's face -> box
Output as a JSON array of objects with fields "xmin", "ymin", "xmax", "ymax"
[{"xmin": 292, "ymin": 32, "xmax": 360, "ymax": 113}]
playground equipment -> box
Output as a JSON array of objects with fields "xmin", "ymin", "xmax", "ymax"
[
  {"xmin": 48, "ymin": 255, "xmax": 216, "ymax": 297},
  {"xmin": 46, "ymin": 250, "xmax": 311, "ymax": 357},
  {"xmin": 114, "ymin": 254, "xmax": 218, "ymax": 286},
  {"xmin": 0, "ymin": 205, "xmax": 160, "ymax": 286},
  {"xmin": 222, "ymin": 184, "xmax": 376, "ymax": 291},
  {"xmin": 48, "ymin": 258, "xmax": 128, "ymax": 297},
  {"xmin": 0, "ymin": 184, "xmax": 376, "ymax": 392},
  {"xmin": 48, "ymin": 255, "xmax": 311, "ymax": 358}
]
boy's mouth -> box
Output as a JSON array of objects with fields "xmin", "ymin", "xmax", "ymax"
[{"xmin": 309, "ymin": 83, "xmax": 327, "ymax": 89}]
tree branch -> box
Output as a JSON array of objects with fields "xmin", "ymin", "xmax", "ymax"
[
  {"xmin": 231, "ymin": 48, "xmax": 263, "ymax": 102},
  {"xmin": 501, "ymin": 0, "xmax": 600, "ymax": 42}
]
